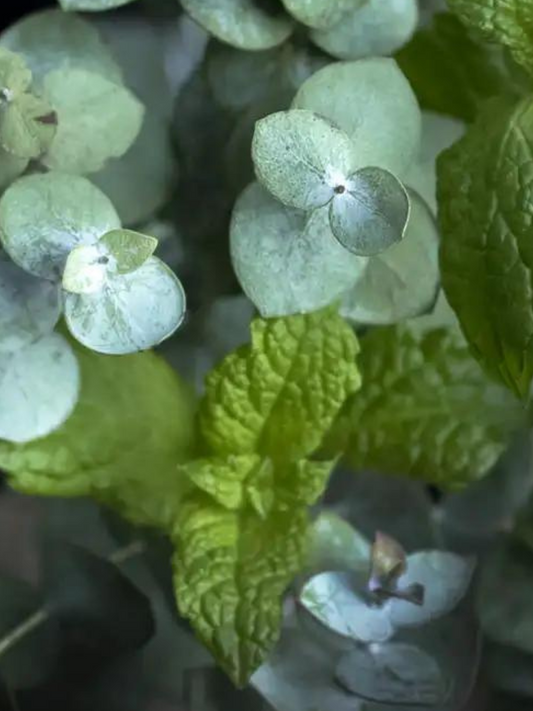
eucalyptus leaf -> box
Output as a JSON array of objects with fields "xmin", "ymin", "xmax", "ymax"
[
  {"xmin": 335, "ymin": 643, "xmax": 446, "ymax": 705},
  {"xmin": 299, "ymin": 571, "xmax": 394, "ymax": 643},
  {"xmin": 0, "ymin": 172, "xmax": 120, "ymax": 281},
  {"xmin": 329, "ymin": 166, "xmax": 410, "ymax": 256},
  {"xmin": 100, "ymin": 229, "xmax": 157, "ymax": 274},
  {"xmin": 64, "ymin": 256, "xmax": 186, "ymax": 355},
  {"xmin": 281, "ymin": 0, "xmax": 363, "ymax": 29},
  {"xmin": 60, "ymin": 0, "xmax": 137, "ymax": 10},
  {"xmin": 0, "ymin": 92, "xmax": 56, "ymax": 160},
  {"xmin": 42, "ymin": 67, "xmax": 145, "ymax": 175},
  {"xmin": 0, "ymin": 46, "xmax": 31, "ymax": 96},
  {"xmin": 180, "ymin": 0, "xmax": 293, "ymax": 51},
  {"xmin": 292, "ymin": 58, "xmax": 421, "ymax": 176},
  {"xmin": 43, "ymin": 542, "xmax": 154, "ymax": 655},
  {"xmin": 387, "ymin": 551, "xmax": 475, "ymax": 628},
  {"xmin": 0, "ymin": 146, "xmax": 27, "ymax": 191},
  {"xmin": 91, "ymin": 110, "xmax": 176, "ymax": 227},
  {"xmin": 307, "ymin": 512, "xmax": 371, "ymax": 573},
  {"xmin": 311, "ymin": 0, "xmax": 418, "ymax": 60},
  {"xmin": 0, "ymin": 253, "xmax": 61, "ymax": 353},
  {"xmin": 0, "ymin": 333, "xmax": 79, "ymax": 443},
  {"xmin": 340, "ymin": 190, "xmax": 439, "ymax": 324},
  {"xmin": 252, "ymin": 109, "xmax": 355, "ymax": 210},
  {"xmin": 62, "ymin": 244, "xmax": 108, "ymax": 295},
  {"xmin": 230, "ymin": 182, "xmax": 367, "ymax": 317},
  {"xmin": 0, "ymin": 10, "xmax": 122, "ymax": 88}
]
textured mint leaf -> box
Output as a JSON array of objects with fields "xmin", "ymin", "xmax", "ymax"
[
  {"xmin": 172, "ymin": 497, "xmax": 308, "ymax": 686},
  {"xmin": 0, "ymin": 338, "xmax": 195, "ymax": 529},
  {"xmin": 396, "ymin": 13, "xmax": 511, "ymax": 122},
  {"xmin": 326, "ymin": 326, "xmax": 525, "ymax": 488},
  {"xmin": 449, "ymin": 0, "xmax": 533, "ymax": 77},
  {"xmin": 200, "ymin": 308, "xmax": 361, "ymax": 461},
  {"xmin": 438, "ymin": 96, "xmax": 533, "ymax": 398}
]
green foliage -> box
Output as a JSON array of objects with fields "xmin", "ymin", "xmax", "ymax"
[
  {"xmin": 397, "ymin": 13, "xmax": 511, "ymax": 122},
  {"xmin": 0, "ymin": 339, "xmax": 195, "ymax": 529},
  {"xmin": 449, "ymin": 0, "xmax": 533, "ymax": 77},
  {"xmin": 325, "ymin": 325, "xmax": 525, "ymax": 487},
  {"xmin": 438, "ymin": 96, "xmax": 533, "ymax": 398},
  {"xmin": 173, "ymin": 308, "xmax": 360, "ymax": 685}
]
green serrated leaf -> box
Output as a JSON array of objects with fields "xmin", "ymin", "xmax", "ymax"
[
  {"xmin": 438, "ymin": 96, "xmax": 533, "ymax": 399},
  {"xmin": 42, "ymin": 67, "xmax": 144, "ymax": 175},
  {"xmin": 180, "ymin": 0, "xmax": 293, "ymax": 51},
  {"xmin": 0, "ymin": 10, "xmax": 123, "ymax": 88},
  {"xmin": 172, "ymin": 497, "xmax": 308, "ymax": 686},
  {"xmin": 396, "ymin": 13, "xmax": 511, "ymax": 122},
  {"xmin": 449, "ymin": 0, "xmax": 533, "ymax": 77},
  {"xmin": 310, "ymin": 0, "xmax": 418, "ymax": 60},
  {"xmin": 325, "ymin": 325, "xmax": 525, "ymax": 488},
  {"xmin": 200, "ymin": 308, "xmax": 361, "ymax": 461},
  {"xmin": 0, "ymin": 172, "xmax": 120, "ymax": 281},
  {"xmin": 252, "ymin": 109, "xmax": 355, "ymax": 211},
  {"xmin": 230, "ymin": 182, "xmax": 367, "ymax": 318},
  {"xmin": 292, "ymin": 58, "xmax": 421, "ymax": 177},
  {"xmin": 0, "ymin": 338, "xmax": 195, "ymax": 528},
  {"xmin": 99, "ymin": 229, "xmax": 157, "ymax": 274}
]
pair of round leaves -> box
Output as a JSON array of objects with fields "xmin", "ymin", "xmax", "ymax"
[
  {"xmin": 0, "ymin": 253, "xmax": 79, "ymax": 443},
  {"xmin": 0, "ymin": 173, "xmax": 186, "ymax": 355},
  {"xmin": 299, "ymin": 550, "xmax": 474, "ymax": 644},
  {"xmin": 0, "ymin": 11, "xmax": 144, "ymax": 176},
  {"xmin": 0, "ymin": 46, "xmax": 56, "ymax": 161},
  {"xmin": 252, "ymin": 109, "xmax": 410, "ymax": 258},
  {"xmin": 231, "ymin": 182, "xmax": 438, "ymax": 323}
]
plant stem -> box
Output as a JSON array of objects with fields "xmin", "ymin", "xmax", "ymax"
[{"xmin": 0, "ymin": 539, "xmax": 147, "ymax": 659}]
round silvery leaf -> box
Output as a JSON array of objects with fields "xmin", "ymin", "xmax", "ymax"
[
  {"xmin": 387, "ymin": 551, "xmax": 475, "ymax": 628},
  {"xmin": 92, "ymin": 111, "xmax": 176, "ymax": 227},
  {"xmin": 0, "ymin": 46, "xmax": 31, "ymax": 97},
  {"xmin": 64, "ymin": 256, "xmax": 186, "ymax": 355},
  {"xmin": 329, "ymin": 167, "xmax": 410, "ymax": 256},
  {"xmin": 0, "ymin": 254, "xmax": 61, "ymax": 354},
  {"xmin": 0, "ymin": 92, "xmax": 57, "ymax": 160},
  {"xmin": 300, "ymin": 571, "xmax": 394, "ymax": 643},
  {"xmin": 42, "ymin": 67, "xmax": 144, "ymax": 175},
  {"xmin": 281, "ymin": 0, "xmax": 364, "ymax": 29},
  {"xmin": 0, "ymin": 146, "xmax": 27, "ymax": 191},
  {"xmin": 0, "ymin": 10, "xmax": 122, "ymax": 88},
  {"xmin": 60, "ymin": 0, "xmax": 137, "ymax": 10},
  {"xmin": 311, "ymin": 0, "xmax": 418, "ymax": 60},
  {"xmin": 292, "ymin": 58, "xmax": 421, "ymax": 176},
  {"xmin": 0, "ymin": 173, "xmax": 120, "ymax": 281},
  {"xmin": 230, "ymin": 182, "xmax": 367, "ymax": 317},
  {"xmin": 335, "ymin": 643, "xmax": 446, "ymax": 705},
  {"xmin": 62, "ymin": 244, "xmax": 108, "ymax": 295},
  {"xmin": 404, "ymin": 111, "xmax": 466, "ymax": 213},
  {"xmin": 340, "ymin": 190, "xmax": 439, "ymax": 325},
  {"xmin": 252, "ymin": 109, "xmax": 355, "ymax": 211},
  {"xmin": 180, "ymin": 0, "xmax": 293, "ymax": 51},
  {"xmin": 308, "ymin": 512, "xmax": 371, "ymax": 573},
  {"xmin": 0, "ymin": 333, "xmax": 79, "ymax": 443}
]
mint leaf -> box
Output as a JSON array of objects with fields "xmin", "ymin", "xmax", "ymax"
[
  {"xmin": 180, "ymin": 0, "xmax": 293, "ymax": 51},
  {"xmin": 396, "ymin": 13, "xmax": 511, "ymax": 122},
  {"xmin": 0, "ymin": 339, "xmax": 195, "ymax": 529},
  {"xmin": 172, "ymin": 499, "xmax": 309, "ymax": 686},
  {"xmin": 326, "ymin": 326, "xmax": 525, "ymax": 487},
  {"xmin": 438, "ymin": 96, "xmax": 533, "ymax": 398},
  {"xmin": 200, "ymin": 308, "xmax": 361, "ymax": 461},
  {"xmin": 42, "ymin": 67, "xmax": 144, "ymax": 175},
  {"xmin": 449, "ymin": 0, "xmax": 533, "ymax": 77}
]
